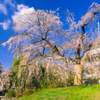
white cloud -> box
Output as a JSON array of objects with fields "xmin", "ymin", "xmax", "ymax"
[
  {"xmin": 0, "ymin": 20, "xmax": 11, "ymax": 30},
  {"xmin": 0, "ymin": 0, "xmax": 15, "ymax": 16},
  {"xmin": 12, "ymin": 4, "xmax": 35, "ymax": 22},
  {"xmin": 0, "ymin": 4, "xmax": 7, "ymax": 15},
  {"xmin": 4, "ymin": 0, "xmax": 15, "ymax": 7}
]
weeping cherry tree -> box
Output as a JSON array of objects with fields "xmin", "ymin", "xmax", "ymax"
[{"xmin": 2, "ymin": 2, "xmax": 100, "ymax": 86}]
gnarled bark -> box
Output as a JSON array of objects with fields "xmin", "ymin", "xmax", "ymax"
[
  {"xmin": 74, "ymin": 56, "xmax": 86, "ymax": 86},
  {"xmin": 74, "ymin": 64, "xmax": 83, "ymax": 86}
]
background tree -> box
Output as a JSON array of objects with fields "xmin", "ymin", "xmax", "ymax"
[
  {"xmin": 0, "ymin": 62, "xmax": 2, "ymax": 69},
  {"xmin": 2, "ymin": 2, "xmax": 100, "ymax": 86}
]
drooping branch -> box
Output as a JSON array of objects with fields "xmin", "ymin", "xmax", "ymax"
[{"xmin": 37, "ymin": 13, "xmax": 43, "ymax": 38}]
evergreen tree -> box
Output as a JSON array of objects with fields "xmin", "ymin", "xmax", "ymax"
[{"xmin": 0, "ymin": 62, "xmax": 2, "ymax": 69}]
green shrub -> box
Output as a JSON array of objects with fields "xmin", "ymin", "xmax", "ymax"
[
  {"xmin": 15, "ymin": 87, "xmax": 22, "ymax": 94},
  {"xmin": 15, "ymin": 94, "xmax": 23, "ymax": 99},
  {"xmin": 36, "ymin": 88, "xmax": 43, "ymax": 92},
  {"xmin": 47, "ymin": 81, "xmax": 67, "ymax": 88},
  {"xmin": 7, "ymin": 90, "xmax": 15, "ymax": 98},
  {"xmin": 23, "ymin": 89, "xmax": 36, "ymax": 96},
  {"xmin": 84, "ymin": 78, "xmax": 99, "ymax": 85}
]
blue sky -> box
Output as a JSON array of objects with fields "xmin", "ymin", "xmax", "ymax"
[{"xmin": 0, "ymin": 0, "xmax": 100, "ymax": 69}]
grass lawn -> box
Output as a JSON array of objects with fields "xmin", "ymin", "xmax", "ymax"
[{"xmin": 18, "ymin": 84, "xmax": 100, "ymax": 100}]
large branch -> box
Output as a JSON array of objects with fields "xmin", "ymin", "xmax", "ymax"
[
  {"xmin": 81, "ymin": 11, "xmax": 99, "ymax": 42},
  {"xmin": 79, "ymin": 11, "xmax": 99, "ymax": 60},
  {"xmin": 42, "ymin": 38, "xmax": 76, "ymax": 63},
  {"xmin": 23, "ymin": 33, "xmax": 43, "ymax": 44}
]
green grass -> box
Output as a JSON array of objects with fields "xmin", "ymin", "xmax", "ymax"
[{"xmin": 18, "ymin": 84, "xmax": 100, "ymax": 100}]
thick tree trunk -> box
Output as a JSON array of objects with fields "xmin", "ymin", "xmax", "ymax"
[{"xmin": 74, "ymin": 64, "xmax": 83, "ymax": 86}]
